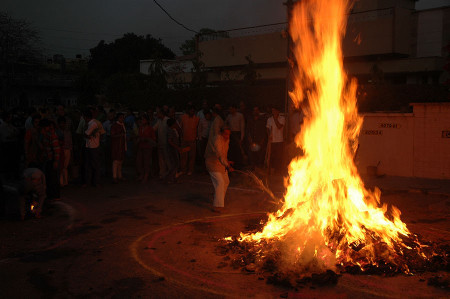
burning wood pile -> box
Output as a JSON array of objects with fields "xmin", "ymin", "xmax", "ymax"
[
  {"xmin": 216, "ymin": 219, "xmax": 448, "ymax": 288},
  {"xmin": 217, "ymin": 0, "xmax": 449, "ymax": 289}
]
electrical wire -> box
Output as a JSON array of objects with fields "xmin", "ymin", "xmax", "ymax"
[{"xmin": 152, "ymin": 0, "xmax": 199, "ymax": 34}]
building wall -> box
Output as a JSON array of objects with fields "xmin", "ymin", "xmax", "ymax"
[
  {"xmin": 199, "ymin": 32, "xmax": 287, "ymax": 68},
  {"xmin": 412, "ymin": 103, "xmax": 450, "ymax": 179},
  {"xmin": 416, "ymin": 9, "xmax": 444, "ymax": 57},
  {"xmin": 352, "ymin": 0, "xmax": 415, "ymax": 12},
  {"xmin": 343, "ymin": 6, "xmax": 413, "ymax": 57},
  {"xmin": 198, "ymin": 4, "xmax": 448, "ymax": 85},
  {"xmin": 356, "ymin": 103, "xmax": 450, "ymax": 179},
  {"xmin": 140, "ymin": 59, "xmax": 194, "ymax": 86},
  {"xmin": 356, "ymin": 112, "xmax": 414, "ymax": 176}
]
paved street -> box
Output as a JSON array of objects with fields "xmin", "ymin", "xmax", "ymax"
[{"xmin": 1, "ymin": 170, "xmax": 449, "ymax": 298}]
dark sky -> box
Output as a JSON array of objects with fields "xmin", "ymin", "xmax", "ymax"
[{"xmin": 3, "ymin": 0, "xmax": 448, "ymax": 58}]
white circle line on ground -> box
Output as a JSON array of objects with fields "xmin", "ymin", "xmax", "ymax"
[{"xmin": 129, "ymin": 212, "xmax": 268, "ymax": 297}]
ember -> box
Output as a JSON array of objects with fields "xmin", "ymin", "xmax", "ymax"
[
  {"xmin": 217, "ymin": 228, "xmax": 448, "ymax": 288},
  {"xmin": 221, "ymin": 0, "xmax": 449, "ymax": 284}
]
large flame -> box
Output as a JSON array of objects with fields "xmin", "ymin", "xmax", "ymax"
[{"xmin": 240, "ymin": 0, "xmax": 413, "ymax": 271}]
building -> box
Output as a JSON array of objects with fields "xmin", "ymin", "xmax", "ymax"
[
  {"xmin": 196, "ymin": 0, "xmax": 449, "ymax": 97},
  {"xmin": 139, "ymin": 56, "xmax": 194, "ymax": 89},
  {"xmin": 1, "ymin": 54, "xmax": 87, "ymax": 109},
  {"xmin": 357, "ymin": 102, "xmax": 450, "ymax": 179}
]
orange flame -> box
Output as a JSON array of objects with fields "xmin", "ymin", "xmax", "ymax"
[{"xmin": 240, "ymin": 0, "xmax": 412, "ymax": 271}]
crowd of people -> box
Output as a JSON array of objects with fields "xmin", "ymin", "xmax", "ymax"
[{"xmin": 0, "ymin": 100, "xmax": 304, "ymax": 218}]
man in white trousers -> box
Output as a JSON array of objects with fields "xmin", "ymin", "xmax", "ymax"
[{"xmin": 204, "ymin": 127, "xmax": 234, "ymax": 213}]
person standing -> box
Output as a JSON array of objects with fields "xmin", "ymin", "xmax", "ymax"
[
  {"xmin": 24, "ymin": 107, "xmax": 37, "ymax": 130},
  {"xmin": 180, "ymin": 105, "xmax": 199, "ymax": 175},
  {"xmin": 102, "ymin": 109, "xmax": 116, "ymax": 178},
  {"xmin": 166, "ymin": 118, "xmax": 183, "ymax": 183},
  {"xmin": 83, "ymin": 110, "xmax": 102, "ymax": 187},
  {"xmin": 147, "ymin": 107, "xmax": 157, "ymax": 127},
  {"xmin": 55, "ymin": 104, "xmax": 73, "ymax": 131},
  {"xmin": 208, "ymin": 106, "xmax": 224, "ymax": 141},
  {"xmin": 39, "ymin": 119, "xmax": 61, "ymax": 200},
  {"xmin": 246, "ymin": 106, "xmax": 267, "ymax": 169},
  {"xmin": 226, "ymin": 104, "xmax": 245, "ymax": 168},
  {"xmin": 124, "ymin": 109, "xmax": 136, "ymax": 158},
  {"xmin": 205, "ymin": 127, "xmax": 234, "ymax": 213},
  {"xmin": 196, "ymin": 100, "xmax": 209, "ymax": 119},
  {"xmin": 197, "ymin": 109, "xmax": 212, "ymax": 172},
  {"xmin": 136, "ymin": 114, "xmax": 156, "ymax": 183},
  {"xmin": 110, "ymin": 113, "xmax": 127, "ymax": 184},
  {"xmin": 289, "ymin": 107, "xmax": 304, "ymax": 142},
  {"xmin": 24, "ymin": 114, "xmax": 42, "ymax": 167},
  {"xmin": 56, "ymin": 116, "xmax": 72, "ymax": 187},
  {"xmin": 0, "ymin": 112, "xmax": 20, "ymax": 179},
  {"xmin": 153, "ymin": 110, "xmax": 170, "ymax": 179},
  {"xmin": 266, "ymin": 107, "xmax": 286, "ymax": 175}
]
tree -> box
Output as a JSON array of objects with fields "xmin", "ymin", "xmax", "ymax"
[
  {"xmin": 179, "ymin": 28, "xmax": 229, "ymax": 56},
  {"xmin": 89, "ymin": 33, "xmax": 175, "ymax": 77},
  {"xmin": 241, "ymin": 55, "xmax": 261, "ymax": 85},
  {"xmin": 85, "ymin": 33, "xmax": 175, "ymax": 106},
  {"xmin": 179, "ymin": 29, "xmax": 229, "ymax": 88},
  {"xmin": 0, "ymin": 12, "xmax": 41, "ymax": 107},
  {"xmin": 148, "ymin": 58, "xmax": 167, "ymax": 90},
  {"xmin": 0, "ymin": 12, "xmax": 41, "ymax": 66}
]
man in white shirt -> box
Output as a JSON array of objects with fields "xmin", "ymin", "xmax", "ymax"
[
  {"xmin": 226, "ymin": 104, "xmax": 245, "ymax": 167},
  {"xmin": 266, "ymin": 107, "xmax": 286, "ymax": 175},
  {"xmin": 83, "ymin": 110, "xmax": 101, "ymax": 187}
]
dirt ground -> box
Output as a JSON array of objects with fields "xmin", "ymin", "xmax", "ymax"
[{"xmin": 0, "ymin": 170, "xmax": 449, "ymax": 298}]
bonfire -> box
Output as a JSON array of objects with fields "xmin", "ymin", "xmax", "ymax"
[{"xmin": 222, "ymin": 0, "xmax": 446, "ymax": 285}]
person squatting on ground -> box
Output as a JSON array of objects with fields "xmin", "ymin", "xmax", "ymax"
[
  {"xmin": 111, "ymin": 113, "xmax": 127, "ymax": 184},
  {"xmin": 205, "ymin": 127, "xmax": 234, "ymax": 213},
  {"xmin": 180, "ymin": 105, "xmax": 199, "ymax": 175},
  {"xmin": 136, "ymin": 114, "xmax": 156, "ymax": 183},
  {"xmin": 21, "ymin": 167, "xmax": 46, "ymax": 219}
]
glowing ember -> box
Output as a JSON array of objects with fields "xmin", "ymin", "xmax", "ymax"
[{"xmin": 238, "ymin": 0, "xmax": 424, "ymax": 273}]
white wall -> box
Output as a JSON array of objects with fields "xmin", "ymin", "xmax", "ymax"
[
  {"xmin": 412, "ymin": 103, "xmax": 450, "ymax": 179},
  {"xmin": 356, "ymin": 103, "xmax": 450, "ymax": 179},
  {"xmin": 356, "ymin": 113, "xmax": 414, "ymax": 176}
]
